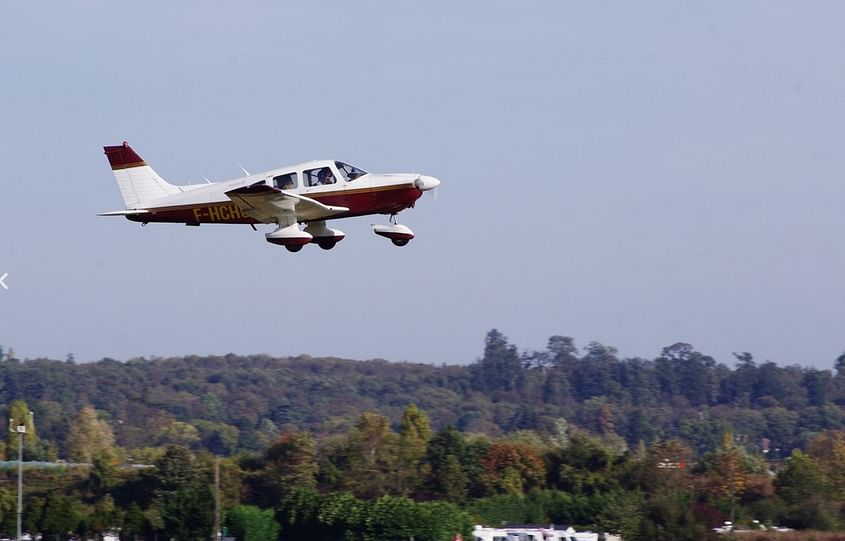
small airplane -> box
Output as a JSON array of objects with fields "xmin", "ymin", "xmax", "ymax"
[{"xmin": 99, "ymin": 142, "xmax": 440, "ymax": 251}]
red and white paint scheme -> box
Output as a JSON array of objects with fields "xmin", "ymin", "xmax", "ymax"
[{"xmin": 100, "ymin": 142, "xmax": 440, "ymax": 252}]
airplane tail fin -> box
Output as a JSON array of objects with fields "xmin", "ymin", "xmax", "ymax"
[{"xmin": 103, "ymin": 142, "xmax": 180, "ymax": 208}]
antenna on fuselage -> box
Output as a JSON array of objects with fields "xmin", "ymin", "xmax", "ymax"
[{"xmin": 235, "ymin": 162, "xmax": 251, "ymax": 176}]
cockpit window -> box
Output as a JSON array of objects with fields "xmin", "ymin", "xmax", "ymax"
[
  {"xmin": 335, "ymin": 162, "xmax": 367, "ymax": 182},
  {"xmin": 273, "ymin": 173, "xmax": 297, "ymax": 190},
  {"xmin": 304, "ymin": 167, "xmax": 336, "ymax": 187}
]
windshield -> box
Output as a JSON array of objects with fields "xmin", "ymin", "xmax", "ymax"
[{"xmin": 335, "ymin": 161, "xmax": 367, "ymax": 182}]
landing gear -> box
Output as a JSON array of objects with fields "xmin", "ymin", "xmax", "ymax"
[
  {"xmin": 265, "ymin": 221, "xmax": 345, "ymax": 252},
  {"xmin": 373, "ymin": 216, "xmax": 415, "ymax": 246},
  {"xmin": 266, "ymin": 223, "xmax": 312, "ymax": 250},
  {"xmin": 306, "ymin": 221, "xmax": 345, "ymax": 251}
]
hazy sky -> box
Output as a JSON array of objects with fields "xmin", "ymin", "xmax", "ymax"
[{"xmin": 1, "ymin": 2, "xmax": 844, "ymax": 368}]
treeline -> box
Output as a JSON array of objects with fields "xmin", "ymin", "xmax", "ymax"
[
  {"xmin": 6, "ymin": 401, "xmax": 845, "ymax": 540},
  {"xmin": 1, "ymin": 331, "xmax": 844, "ymax": 460},
  {"xmin": 0, "ymin": 332, "xmax": 845, "ymax": 539}
]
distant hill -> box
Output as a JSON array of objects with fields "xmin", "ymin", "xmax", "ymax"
[{"xmin": 0, "ymin": 330, "xmax": 843, "ymax": 459}]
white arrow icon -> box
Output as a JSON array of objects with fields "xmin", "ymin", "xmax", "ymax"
[{"xmin": 0, "ymin": 273, "xmax": 7, "ymax": 290}]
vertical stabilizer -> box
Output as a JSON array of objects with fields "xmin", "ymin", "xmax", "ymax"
[{"xmin": 103, "ymin": 142, "xmax": 179, "ymax": 208}]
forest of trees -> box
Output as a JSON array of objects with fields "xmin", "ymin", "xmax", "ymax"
[{"xmin": 0, "ymin": 331, "xmax": 844, "ymax": 540}]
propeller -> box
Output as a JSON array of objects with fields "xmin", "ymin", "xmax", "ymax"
[{"xmin": 414, "ymin": 174, "xmax": 441, "ymax": 194}]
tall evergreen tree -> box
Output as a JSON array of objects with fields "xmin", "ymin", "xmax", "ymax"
[{"xmin": 471, "ymin": 330, "xmax": 524, "ymax": 392}]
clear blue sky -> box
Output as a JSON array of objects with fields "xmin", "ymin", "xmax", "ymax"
[{"xmin": 1, "ymin": 2, "xmax": 844, "ymax": 368}]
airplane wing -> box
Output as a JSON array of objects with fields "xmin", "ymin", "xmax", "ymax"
[{"xmin": 225, "ymin": 182, "xmax": 349, "ymax": 225}]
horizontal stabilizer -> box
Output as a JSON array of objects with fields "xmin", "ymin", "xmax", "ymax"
[{"xmin": 97, "ymin": 209, "xmax": 150, "ymax": 217}]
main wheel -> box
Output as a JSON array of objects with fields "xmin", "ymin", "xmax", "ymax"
[
  {"xmin": 391, "ymin": 238, "xmax": 410, "ymax": 247},
  {"xmin": 318, "ymin": 241, "xmax": 336, "ymax": 250},
  {"xmin": 285, "ymin": 244, "xmax": 304, "ymax": 253}
]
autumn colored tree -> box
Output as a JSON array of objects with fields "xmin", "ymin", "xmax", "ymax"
[
  {"xmin": 66, "ymin": 405, "xmax": 115, "ymax": 462},
  {"xmin": 698, "ymin": 433, "xmax": 765, "ymax": 524},
  {"xmin": 479, "ymin": 441, "xmax": 545, "ymax": 496}
]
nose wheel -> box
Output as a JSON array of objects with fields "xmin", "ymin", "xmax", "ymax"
[{"xmin": 372, "ymin": 216, "xmax": 415, "ymax": 246}]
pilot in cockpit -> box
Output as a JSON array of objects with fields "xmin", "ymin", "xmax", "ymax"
[{"xmin": 318, "ymin": 169, "xmax": 335, "ymax": 185}]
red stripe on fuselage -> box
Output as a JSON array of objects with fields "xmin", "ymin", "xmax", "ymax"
[{"xmin": 127, "ymin": 185, "xmax": 423, "ymax": 224}]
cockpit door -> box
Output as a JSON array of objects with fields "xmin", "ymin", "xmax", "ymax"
[
  {"xmin": 334, "ymin": 161, "xmax": 371, "ymax": 215},
  {"xmin": 303, "ymin": 164, "xmax": 348, "ymax": 208}
]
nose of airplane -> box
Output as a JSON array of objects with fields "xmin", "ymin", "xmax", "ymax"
[{"xmin": 415, "ymin": 175, "xmax": 441, "ymax": 192}]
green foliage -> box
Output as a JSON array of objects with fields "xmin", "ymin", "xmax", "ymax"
[
  {"xmin": 397, "ymin": 403, "xmax": 432, "ymax": 495},
  {"xmin": 143, "ymin": 445, "xmax": 215, "ymax": 540},
  {"xmin": 226, "ymin": 505, "xmax": 280, "ymax": 541},
  {"xmin": 547, "ymin": 430, "xmax": 621, "ymax": 495},
  {"xmin": 276, "ymin": 489, "xmax": 470, "ymax": 541},
  {"xmin": 89, "ymin": 494, "xmax": 121, "ymax": 534},
  {"xmin": 159, "ymin": 484, "xmax": 214, "ymax": 541},
  {"xmin": 468, "ymin": 493, "xmax": 547, "ymax": 524},
  {"xmin": 776, "ymin": 450, "xmax": 838, "ymax": 529},
  {"xmin": 66, "ymin": 405, "xmax": 115, "ymax": 462},
  {"xmin": 415, "ymin": 500, "xmax": 473, "ymax": 541},
  {"xmin": 424, "ymin": 427, "xmax": 472, "ymax": 502},
  {"xmin": 89, "ymin": 450, "xmax": 121, "ymax": 494},
  {"xmin": 6, "ymin": 332, "xmax": 845, "ymax": 536},
  {"xmin": 39, "ymin": 492, "xmax": 82, "ymax": 538},
  {"xmin": 6, "ymin": 399, "xmax": 35, "ymax": 458},
  {"xmin": 0, "ymin": 333, "xmax": 842, "ymax": 462},
  {"xmin": 255, "ymin": 432, "xmax": 318, "ymax": 506},
  {"xmin": 470, "ymin": 329, "xmax": 524, "ymax": 393},
  {"xmin": 598, "ymin": 491, "xmax": 646, "ymax": 540},
  {"xmin": 468, "ymin": 491, "xmax": 608, "ymax": 529},
  {"xmin": 0, "ymin": 487, "xmax": 16, "ymax": 534},
  {"xmin": 343, "ymin": 412, "xmax": 398, "ymax": 498},
  {"xmin": 635, "ymin": 490, "xmax": 705, "ymax": 541},
  {"xmin": 121, "ymin": 502, "xmax": 146, "ymax": 539}
]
